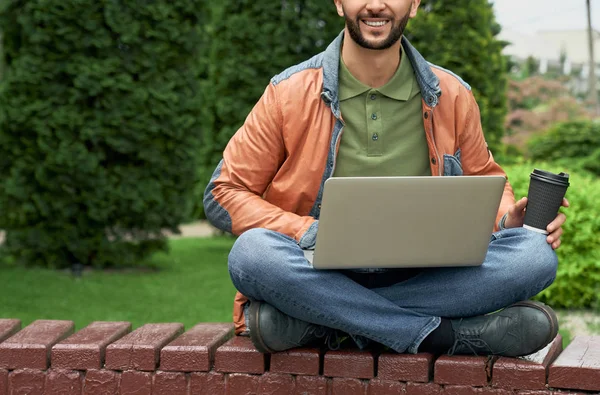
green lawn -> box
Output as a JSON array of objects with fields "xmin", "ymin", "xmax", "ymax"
[{"xmin": 0, "ymin": 237, "xmax": 237, "ymax": 330}]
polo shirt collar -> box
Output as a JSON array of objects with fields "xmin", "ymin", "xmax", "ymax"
[{"xmin": 338, "ymin": 43, "xmax": 415, "ymax": 102}]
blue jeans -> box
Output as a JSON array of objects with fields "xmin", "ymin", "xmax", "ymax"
[{"xmin": 228, "ymin": 227, "xmax": 558, "ymax": 353}]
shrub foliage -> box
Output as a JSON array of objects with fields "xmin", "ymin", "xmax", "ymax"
[
  {"xmin": 528, "ymin": 120, "xmax": 600, "ymax": 176},
  {"xmin": 0, "ymin": 0, "xmax": 204, "ymax": 268}
]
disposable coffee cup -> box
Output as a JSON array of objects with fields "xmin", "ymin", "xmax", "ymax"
[{"xmin": 523, "ymin": 169, "xmax": 570, "ymax": 234}]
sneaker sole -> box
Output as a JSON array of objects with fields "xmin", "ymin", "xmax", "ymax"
[
  {"xmin": 510, "ymin": 300, "xmax": 559, "ymax": 355},
  {"xmin": 247, "ymin": 300, "xmax": 275, "ymax": 354}
]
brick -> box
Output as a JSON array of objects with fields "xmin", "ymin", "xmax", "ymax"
[
  {"xmin": 367, "ymin": 379, "xmax": 406, "ymax": 395},
  {"xmin": 270, "ymin": 348, "xmax": 320, "ymax": 376},
  {"xmin": 52, "ymin": 321, "xmax": 131, "ymax": 370},
  {"xmin": 406, "ymin": 382, "xmax": 442, "ymax": 395},
  {"xmin": 435, "ymin": 355, "xmax": 490, "ymax": 386},
  {"xmin": 83, "ymin": 369, "xmax": 120, "ymax": 395},
  {"xmin": 294, "ymin": 375, "xmax": 328, "ymax": 395},
  {"xmin": 214, "ymin": 336, "xmax": 266, "ymax": 374},
  {"xmin": 105, "ymin": 323, "xmax": 184, "ymax": 371},
  {"xmin": 444, "ymin": 386, "xmax": 514, "ymax": 395},
  {"xmin": 516, "ymin": 392, "xmax": 588, "ymax": 395},
  {"xmin": 377, "ymin": 352, "xmax": 433, "ymax": 382},
  {"xmin": 0, "ymin": 320, "xmax": 20, "ymax": 343},
  {"xmin": 330, "ymin": 377, "xmax": 366, "ymax": 395},
  {"xmin": 471, "ymin": 389, "xmax": 512, "ymax": 395},
  {"xmin": 8, "ymin": 369, "xmax": 45, "ymax": 394},
  {"xmin": 549, "ymin": 393, "xmax": 589, "ymax": 395},
  {"xmin": 45, "ymin": 369, "xmax": 83, "ymax": 394},
  {"xmin": 442, "ymin": 386, "xmax": 479, "ymax": 395},
  {"xmin": 0, "ymin": 370, "xmax": 6, "ymax": 395},
  {"xmin": 492, "ymin": 335, "xmax": 562, "ymax": 390},
  {"xmin": 0, "ymin": 320, "xmax": 74, "ymax": 370},
  {"xmin": 443, "ymin": 388, "xmax": 512, "ymax": 395},
  {"xmin": 227, "ymin": 373, "xmax": 260, "ymax": 394},
  {"xmin": 323, "ymin": 350, "xmax": 374, "ymax": 379},
  {"xmin": 160, "ymin": 323, "xmax": 232, "ymax": 372},
  {"xmin": 120, "ymin": 371, "xmax": 152, "ymax": 395},
  {"xmin": 153, "ymin": 371, "xmax": 187, "ymax": 394},
  {"xmin": 258, "ymin": 372, "xmax": 295, "ymax": 394},
  {"xmin": 548, "ymin": 335, "xmax": 600, "ymax": 392},
  {"xmin": 190, "ymin": 372, "xmax": 225, "ymax": 395}
]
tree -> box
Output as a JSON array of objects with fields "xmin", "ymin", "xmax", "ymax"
[
  {"xmin": 0, "ymin": 0, "xmax": 204, "ymax": 268},
  {"xmin": 407, "ymin": 0, "xmax": 509, "ymax": 153}
]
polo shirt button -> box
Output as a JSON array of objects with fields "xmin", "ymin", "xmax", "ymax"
[
  {"xmin": 372, "ymin": 133, "xmax": 379, "ymax": 141},
  {"xmin": 371, "ymin": 113, "xmax": 377, "ymax": 120},
  {"xmin": 370, "ymin": 94, "xmax": 377, "ymax": 100},
  {"xmin": 318, "ymin": 204, "xmax": 322, "ymax": 209},
  {"xmin": 431, "ymin": 157, "xmax": 437, "ymax": 165}
]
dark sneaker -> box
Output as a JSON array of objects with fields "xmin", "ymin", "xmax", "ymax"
[
  {"xmin": 448, "ymin": 301, "xmax": 558, "ymax": 357},
  {"xmin": 247, "ymin": 300, "xmax": 340, "ymax": 353}
]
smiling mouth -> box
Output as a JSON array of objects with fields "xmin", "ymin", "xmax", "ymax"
[{"xmin": 362, "ymin": 20, "xmax": 389, "ymax": 27}]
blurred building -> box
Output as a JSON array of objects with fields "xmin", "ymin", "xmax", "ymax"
[{"xmin": 499, "ymin": 28, "xmax": 600, "ymax": 96}]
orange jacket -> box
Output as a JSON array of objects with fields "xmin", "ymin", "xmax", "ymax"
[{"xmin": 204, "ymin": 33, "xmax": 515, "ymax": 335}]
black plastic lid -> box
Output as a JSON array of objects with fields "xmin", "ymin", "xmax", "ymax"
[{"xmin": 531, "ymin": 169, "xmax": 570, "ymax": 187}]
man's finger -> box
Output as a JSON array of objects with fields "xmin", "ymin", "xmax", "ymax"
[
  {"xmin": 562, "ymin": 198, "xmax": 570, "ymax": 208},
  {"xmin": 552, "ymin": 239, "xmax": 561, "ymax": 250},
  {"xmin": 547, "ymin": 213, "xmax": 567, "ymax": 233},
  {"xmin": 547, "ymin": 227, "xmax": 563, "ymax": 244},
  {"xmin": 513, "ymin": 197, "xmax": 528, "ymax": 212}
]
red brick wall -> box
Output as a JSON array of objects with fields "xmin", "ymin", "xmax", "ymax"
[{"xmin": 0, "ymin": 319, "xmax": 598, "ymax": 394}]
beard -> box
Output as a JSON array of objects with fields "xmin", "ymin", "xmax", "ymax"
[{"xmin": 343, "ymin": 6, "xmax": 411, "ymax": 50}]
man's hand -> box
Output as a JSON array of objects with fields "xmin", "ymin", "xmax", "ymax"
[{"xmin": 504, "ymin": 197, "xmax": 569, "ymax": 250}]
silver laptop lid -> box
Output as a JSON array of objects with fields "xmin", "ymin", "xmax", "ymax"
[{"xmin": 311, "ymin": 176, "xmax": 505, "ymax": 269}]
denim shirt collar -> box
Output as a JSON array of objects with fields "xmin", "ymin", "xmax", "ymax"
[{"xmin": 321, "ymin": 31, "xmax": 442, "ymax": 118}]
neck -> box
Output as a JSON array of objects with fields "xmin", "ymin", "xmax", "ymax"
[{"xmin": 341, "ymin": 30, "xmax": 402, "ymax": 88}]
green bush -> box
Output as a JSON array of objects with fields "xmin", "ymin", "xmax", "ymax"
[
  {"xmin": 579, "ymin": 147, "xmax": 600, "ymax": 176},
  {"xmin": 0, "ymin": 1, "xmax": 204, "ymax": 268},
  {"xmin": 528, "ymin": 120, "xmax": 600, "ymax": 176},
  {"xmin": 504, "ymin": 162, "xmax": 600, "ymax": 309}
]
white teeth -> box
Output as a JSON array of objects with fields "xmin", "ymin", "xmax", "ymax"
[{"xmin": 364, "ymin": 21, "xmax": 387, "ymax": 27}]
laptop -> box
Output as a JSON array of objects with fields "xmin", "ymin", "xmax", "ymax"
[{"xmin": 304, "ymin": 176, "xmax": 506, "ymax": 269}]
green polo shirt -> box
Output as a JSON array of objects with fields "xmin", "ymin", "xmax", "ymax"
[{"xmin": 333, "ymin": 47, "xmax": 430, "ymax": 177}]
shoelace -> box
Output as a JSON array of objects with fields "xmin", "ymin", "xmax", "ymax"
[
  {"xmin": 448, "ymin": 315, "xmax": 519, "ymax": 356},
  {"xmin": 314, "ymin": 326, "xmax": 344, "ymax": 351},
  {"xmin": 448, "ymin": 332, "xmax": 493, "ymax": 356}
]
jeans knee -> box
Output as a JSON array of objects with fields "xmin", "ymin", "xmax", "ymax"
[
  {"xmin": 228, "ymin": 228, "xmax": 273, "ymax": 277},
  {"xmin": 228, "ymin": 228, "xmax": 301, "ymax": 299}
]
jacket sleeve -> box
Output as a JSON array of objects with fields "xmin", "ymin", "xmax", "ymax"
[
  {"xmin": 203, "ymin": 82, "xmax": 317, "ymax": 246},
  {"xmin": 459, "ymin": 89, "xmax": 515, "ymax": 231}
]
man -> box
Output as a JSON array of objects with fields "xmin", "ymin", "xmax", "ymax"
[{"xmin": 204, "ymin": 0, "xmax": 569, "ymax": 356}]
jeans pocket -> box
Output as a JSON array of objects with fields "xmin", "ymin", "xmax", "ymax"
[{"xmin": 443, "ymin": 148, "xmax": 463, "ymax": 176}]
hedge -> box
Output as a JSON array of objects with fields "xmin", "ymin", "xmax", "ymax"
[{"xmin": 0, "ymin": 0, "xmax": 205, "ymax": 268}]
